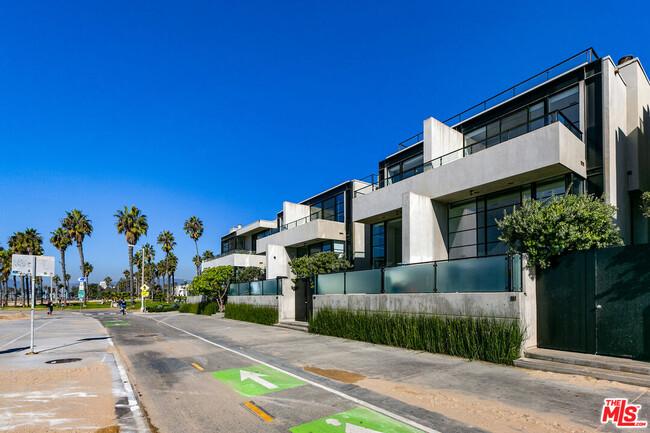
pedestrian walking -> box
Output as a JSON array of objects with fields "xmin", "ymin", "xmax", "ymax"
[{"xmin": 47, "ymin": 300, "xmax": 53, "ymax": 315}]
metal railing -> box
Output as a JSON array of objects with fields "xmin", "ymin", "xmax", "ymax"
[
  {"xmin": 442, "ymin": 48, "xmax": 598, "ymax": 126},
  {"xmin": 257, "ymin": 212, "xmax": 343, "ymax": 239},
  {"xmin": 354, "ymin": 109, "xmax": 582, "ymax": 197},
  {"xmin": 229, "ymin": 279, "xmax": 280, "ymax": 296},
  {"xmin": 316, "ymin": 254, "xmax": 522, "ymax": 295},
  {"xmin": 398, "ymin": 132, "xmax": 424, "ymax": 150}
]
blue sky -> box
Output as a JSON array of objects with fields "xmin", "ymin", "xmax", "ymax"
[{"xmin": 1, "ymin": 0, "xmax": 648, "ymax": 283}]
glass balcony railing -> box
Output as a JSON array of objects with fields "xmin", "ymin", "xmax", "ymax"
[
  {"xmin": 215, "ymin": 249, "xmax": 257, "ymax": 259},
  {"xmin": 354, "ymin": 109, "xmax": 582, "ymax": 197},
  {"xmin": 229, "ymin": 279, "xmax": 280, "ymax": 296},
  {"xmin": 316, "ymin": 254, "xmax": 522, "ymax": 295}
]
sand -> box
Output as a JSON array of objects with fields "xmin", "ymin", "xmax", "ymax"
[
  {"xmin": 0, "ymin": 361, "xmax": 118, "ymax": 432},
  {"xmin": 0, "ymin": 313, "xmax": 30, "ymax": 321},
  {"xmin": 303, "ymin": 366, "xmax": 367, "ymax": 384}
]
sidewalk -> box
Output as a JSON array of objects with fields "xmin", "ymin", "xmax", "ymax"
[
  {"xmin": 156, "ymin": 313, "xmax": 650, "ymax": 433},
  {"xmin": 0, "ymin": 311, "xmax": 149, "ymax": 433}
]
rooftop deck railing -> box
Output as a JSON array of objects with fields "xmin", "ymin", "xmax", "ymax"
[
  {"xmin": 354, "ymin": 109, "xmax": 581, "ymax": 197},
  {"xmin": 397, "ymin": 132, "xmax": 424, "ymax": 150},
  {"xmin": 442, "ymin": 48, "xmax": 598, "ymax": 126},
  {"xmin": 257, "ymin": 212, "xmax": 343, "ymax": 239},
  {"xmin": 215, "ymin": 249, "xmax": 257, "ymax": 259}
]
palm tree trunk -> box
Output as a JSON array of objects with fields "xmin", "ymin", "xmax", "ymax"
[
  {"xmin": 60, "ymin": 250, "xmax": 67, "ymax": 298},
  {"xmin": 128, "ymin": 245, "xmax": 134, "ymax": 307},
  {"xmin": 77, "ymin": 242, "xmax": 86, "ymax": 307},
  {"xmin": 13, "ymin": 276, "xmax": 17, "ymax": 306},
  {"xmin": 165, "ymin": 254, "xmax": 170, "ymax": 303},
  {"xmin": 194, "ymin": 240, "xmax": 200, "ymax": 276}
]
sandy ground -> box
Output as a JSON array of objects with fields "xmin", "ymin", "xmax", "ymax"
[
  {"xmin": 303, "ymin": 366, "xmax": 367, "ymax": 384},
  {"xmin": 0, "ymin": 360, "xmax": 118, "ymax": 432},
  {"xmin": 0, "ymin": 313, "xmax": 29, "ymax": 321}
]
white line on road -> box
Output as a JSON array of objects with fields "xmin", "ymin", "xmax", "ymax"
[
  {"xmin": 0, "ymin": 321, "xmax": 51, "ymax": 349},
  {"xmin": 146, "ymin": 316, "xmax": 441, "ymax": 433}
]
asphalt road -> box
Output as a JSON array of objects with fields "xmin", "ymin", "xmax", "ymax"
[
  {"xmin": 94, "ymin": 311, "xmax": 649, "ymax": 433},
  {"xmin": 95, "ymin": 311, "xmax": 475, "ymax": 433}
]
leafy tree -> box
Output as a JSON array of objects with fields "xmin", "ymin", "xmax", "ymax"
[
  {"xmin": 184, "ymin": 216, "xmax": 204, "ymax": 276},
  {"xmin": 115, "ymin": 206, "xmax": 148, "ymax": 307},
  {"xmin": 642, "ymin": 191, "xmax": 650, "ymax": 218},
  {"xmin": 188, "ymin": 266, "xmax": 234, "ymax": 312},
  {"xmin": 62, "ymin": 210, "xmax": 93, "ymax": 306},
  {"xmin": 288, "ymin": 251, "xmax": 351, "ymax": 286},
  {"xmin": 157, "ymin": 230, "xmax": 176, "ymax": 302},
  {"xmin": 50, "ymin": 228, "xmax": 72, "ymax": 297},
  {"xmin": 236, "ymin": 266, "xmax": 265, "ymax": 283},
  {"xmin": 497, "ymin": 194, "xmax": 623, "ymax": 269}
]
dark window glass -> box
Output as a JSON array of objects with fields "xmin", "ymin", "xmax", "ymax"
[
  {"xmin": 549, "ymin": 86, "xmax": 579, "ymax": 128},
  {"xmin": 536, "ymin": 176, "xmax": 566, "ymax": 200},
  {"xmin": 501, "ymin": 109, "xmax": 528, "ymax": 139}
]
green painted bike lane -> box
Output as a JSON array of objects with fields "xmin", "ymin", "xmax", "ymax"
[
  {"xmin": 290, "ymin": 407, "xmax": 425, "ymax": 433},
  {"xmin": 210, "ymin": 364, "xmax": 306, "ymax": 397}
]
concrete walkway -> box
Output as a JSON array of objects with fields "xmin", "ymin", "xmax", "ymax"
[
  {"xmin": 147, "ymin": 312, "xmax": 650, "ymax": 433},
  {"xmin": 0, "ymin": 311, "xmax": 149, "ymax": 433}
]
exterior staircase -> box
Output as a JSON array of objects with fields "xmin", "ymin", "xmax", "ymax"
[
  {"xmin": 274, "ymin": 320, "xmax": 309, "ymax": 332},
  {"xmin": 514, "ymin": 348, "xmax": 650, "ymax": 388}
]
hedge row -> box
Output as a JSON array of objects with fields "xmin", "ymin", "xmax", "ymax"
[{"xmin": 224, "ymin": 303, "xmax": 278, "ymax": 325}]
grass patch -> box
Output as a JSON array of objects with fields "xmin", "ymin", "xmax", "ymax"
[
  {"xmin": 224, "ymin": 303, "xmax": 278, "ymax": 325},
  {"xmin": 1, "ymin": 300, "xmax": 171, "ymax": 311},
  {"xmin": 309, "ymin": 308, "xmax": 523, "ymax": 365}
]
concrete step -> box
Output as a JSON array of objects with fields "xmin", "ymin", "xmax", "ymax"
[
  {"xmin": 524, "ymin": 348, "xmax": 650, "ymax": 376},
  {"xmin": 514, "ymin": 358, "xmax": 650, "ymax": 388},
  {"xmin": 274, "ymin": 321, "xmax": 309, "ymax": 332}
]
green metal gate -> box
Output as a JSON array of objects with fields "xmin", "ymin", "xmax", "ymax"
[{"xmin": 537, "ymin": 244, "xmax": 650, "ymax": 361}]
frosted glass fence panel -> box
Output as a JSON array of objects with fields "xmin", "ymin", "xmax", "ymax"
[
  {"xmin": 250, "ymin": 281, "xmax": 263, "ymax": 295},
  {"xmin": 437, "ymin": 256, "xmax": 508, "ymax": 292},
  {"xmin": 385, "ymin": 263, "xmax": 435, "ymax": 293},
  {"xmin": 262, "ymin": 279, "xmax": 278, "ymax": 295},
  {"xmin": 317, "ymin": 273, "xmax": 345, "ymax": 294},
  {"xmin": 512, "ymin": 254, "xmax": 522, "ymax": 292},
  {"xmin": 345, "ymin": 269, "xmax": 382, "ymax": 294},
  {"xmin": 237, "ymin": 283, "xmax": 250, "ymax": 296}
]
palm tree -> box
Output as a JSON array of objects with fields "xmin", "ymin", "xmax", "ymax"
[
  {"xmin": 157, "ymin": 231, "xmax": 176, "ymax": 302},
  {"xmin": 84, "ymin": 262, "xmax": 93, "ymax": 294},
  {"xmin": 50, "ymin": 228, "xmax": 72, "ymax": 298},
  {"xmin": 62, "ymin": 210, "xmax": 93, "ymax": 307},
  {"xmin": 52, "ymin": 274, "xmax": 61, "ymax": 302},
  {"xmin": 183, "ymin": 216, "xmax": 204, "ymax": 276},
  {"xmin": 141, "ymin": 243, "xmax": 155, "ymax": 290},
  {"xmin": 202, "ymin": 250, "xmax": 215, "ymax": 261},
  {"xmin": 115, "ymin": 206, "xmax": 148, "ymax": 307},
  {"xmin": 104, "ymin": 276, "xmax": 112, "ymax": 289},
  {"xmin": 8, "ymin": 231, "xmax": 27, "ymax": 306},
  {"xmin": 167, "ymin": 252, "xmax": 178, "ymax": 297},
  {"xmin": 0, "ymin": 248, "xmax": 11, "ymax": 307}
]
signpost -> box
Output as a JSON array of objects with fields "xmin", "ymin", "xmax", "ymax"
[{"xmin": 11, "ymin": 254, "xmax": 56, "ymax": 355}]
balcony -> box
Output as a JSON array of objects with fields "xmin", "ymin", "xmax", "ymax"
[
  {"xmin": 256, "ymin": 216, "xmax": 346, "ymax": 254},
  {"xmin": 355, "ymin": 110, "xmax": 582, "ymax": 198},
  {"xmin": 353, "ymin": 119, "xmax": 586, "ymax": 224},
  {"xmin": 202, "ymin": 250, "xmax": 265, "ymax": 270}
]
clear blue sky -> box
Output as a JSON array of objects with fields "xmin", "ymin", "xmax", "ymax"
[{"xmin": 1, "ymin": 0, "xmax": 648, "ymax": 283}]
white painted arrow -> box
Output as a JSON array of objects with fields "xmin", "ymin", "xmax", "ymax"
[
  {"xmin": 240, "ymin": 370, "xmax": 278, "ymax": 389},
  {"xmin": 326, "ymin": 419, "xmax": 383, "ymax": 433}
]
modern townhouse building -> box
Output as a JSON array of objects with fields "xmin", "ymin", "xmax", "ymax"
[
  {"xmin": 352, "ymin": 49, "xmax": 649, "ymax": 268},
  {"xmin": 203, "ymin": 180, "xmax": 367, "ymax": 280}
]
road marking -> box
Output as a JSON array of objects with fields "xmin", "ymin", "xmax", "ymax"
[
  {"xmin": 191, "ymin": 363, "xmax": 204, "ymax": 371},
  {"xmin": 152, "ymin": 336, "xmax": 158, "ymax": 341},
  {"xmin": 211, "ymin": 365, "xmax": 305, "ymax": 397},
  {"xmin": 291, "ymin": 407, "xmax": 424, "ymax": 433},
  {"xmin": 240, "ymin": 369, "xmax": 278, "ymax": 389},
  {"xmin": 166, "ymin": 346, "xmax": 173, "ymax": 351},
  {"xmin": 146, "ymin": 317, "xmax": 440, "ymax": 433},
  {"xmin": 243, "ymin": 401, "xmax": 274, "ymax": 422}
]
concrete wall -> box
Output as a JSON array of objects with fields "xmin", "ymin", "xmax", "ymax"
[
  {"xmin": 265, "ymin": 244, "xmax": 292, "ymax": 279},
  {"xmin": 227, "ymin": 295, "xmax": 278, "ymax": 308},
  {"xmin": 402, "ymin": 192, "xmax": 435, "ymax": 263},
  {"xmin": 423, "ymin": 116, "xmax": 464, "ymax": 162},
  {"xmin": 283, "ymin": 201, "xmax": 310, "ymax": 224},
  {"xmin": 353, "ymin": 121, "xmax": 587, "ymax": 223},
  {"xmin": 186, "ymin": 295, "xmax": 204, "ymax": 304}
]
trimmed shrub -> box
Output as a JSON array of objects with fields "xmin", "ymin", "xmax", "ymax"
[
  {"xmin": 179, "ymin": 303, "xmax": 198, "ymax": 314},
  {"xmin": 201, "ymin": 302, "xmax": 219, "ymax": 316},
  {"xmin": 309, "ymin": 308, "xmax": 524, "ymax": 365},
  {"xmin": 149, "ymin": 303, "xmax": 180, "ymax": 313},
  {"xmin": 225, "ymin": 303, "xmax": 278, "ymax": 325}
]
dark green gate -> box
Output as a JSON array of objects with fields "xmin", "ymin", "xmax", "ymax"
[{"xmin": 537, "ymin": 244, "xmax": 650, "ymax": 361}]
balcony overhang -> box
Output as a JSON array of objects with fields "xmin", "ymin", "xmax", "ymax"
[
  {"xmin": 353, "ymin": 122, "xmax": 587, "ymax": 224},
  {"xmin": 256, "ymin": 219, "xmax": 346, "ymax": 254},
  {"xmin": 236, "ymin": 219, "xmax": 277, "ymax": 237},
  {"xmin": 202, "ymin": 253, "xmax": 266, "ymax": 270}
]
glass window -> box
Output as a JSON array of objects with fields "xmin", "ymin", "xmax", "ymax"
[
  {"xmin": 449, "ymin": 198, "xmax": 478, "ymax": 218},
  {"xmin": 464, "ymin": 127, "xmax": 486, "ymax": 154},
  {"xmin": 385, "ymin": 218, "xmax": 402, "ymax": 267},
  {"xmin": 449, "ymin": 245, "xmax": 476, "ymax": 259},
  {"xmin": 309, "ymin": 243, "xmax": 322, "ymax": 256},
  {"xmin": 402, "ymin": 155, "xmax": 423, "ymax": 177},
  {"xmin": 449, "ymin": 229, "xmax": 477, "ymax": 248},
  {"xmin": 371, "ymin": 222, "xmax": 385, "ymax": 268},
  {"xmin": 485, "ymin": 121, "xmax": 500, "ymax": 147},
  {"xmin": 333, "ymin": 241, "xmax": 345, "ymax": 257},
  {"xmin": 549, "ymin": 86, "xmax": 579, "ymax": 128},
  {"xmin": 387, "ymin": 164, "xmax": 401, "ymax": 184},
  {"xmin": 529, "ymin": 102, "xmax": 545, "ymax": 130},
  {"xmin": 501, "ymin": 109, "xmax": 528, "ymax": 139},
  {"xmin": 536, "ymin": 176, "xmax": 566, "ymax": 200}
]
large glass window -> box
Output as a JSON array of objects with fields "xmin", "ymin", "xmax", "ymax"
[
  {"xmin": 309, "ymin": 192, "xmax": 344, "ymax": 223},
  {"xmin": 448, "ymin": 175, "xmax": 574, "ymax": 259},
  {"xmin": 386, "ymin": 154, "xmax": 424, "ymax": 185},
  {"xmin": 549, "ymin": 86, "xmax": 579, "ymax": 128},
  {"xmin": 371, "ymin": 219, "xmax": 402, "ymax": 268}
]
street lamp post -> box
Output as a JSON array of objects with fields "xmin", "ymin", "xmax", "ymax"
[{"xmin": 128, "ymin": 244, "xmax": 147, "ymax": 313}]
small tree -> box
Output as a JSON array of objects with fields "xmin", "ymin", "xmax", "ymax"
[
  {"xmin": 641, "ymin": 191, "xmax": 650, "ymax": 218},
  {"xmin": 188, "ymin": 266, "xmax": 233, "ymax": 312},
  {"xmin": 288, "ymin": 251, "xmax": 351, "ymax": 286},
  {"xmin": 236, "ymin": 266, "xmax": 265, "ymax": 283},
  {"xmin": 497, "ymin": 193, "xmax": 623, "ymax": 269}
]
